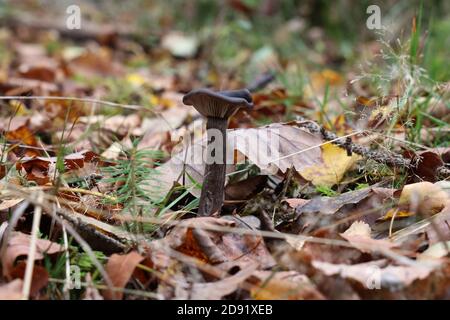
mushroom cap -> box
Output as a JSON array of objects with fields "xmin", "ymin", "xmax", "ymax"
[{"xmin": 182, "ymin": 88, "xmax": 253, "ymax": 118}]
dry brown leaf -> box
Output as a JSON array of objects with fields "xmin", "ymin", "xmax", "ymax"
[
  {"xmin": 10, "ymin": 262, "xmax": 49, "ymax": 297},
  {"xmin": 67, "ymin": 47, "xmax": 124, "ymax": 77},
  {"xmin": 425, "ymin": 201, "xmax": 450, "ymax": 245},
  {"xmin": 4, "ymin": 123, "xmax": 39, "ymax": 157},
  {"xmin": 103, "ymin": 251, "xmax": 145, "ymax": 300},
  {"xmin": 295, "ymin": 187, "xmax": 381, "ymax": 233},
  {"xmin": 149, "ymin": 217, "xmax": 275, "ymax": 270},
  {"xmin": 284, "ymin": 198, "xmax": 309, "ymax": 209},
  {"xmin": 0, "ymin": 164, "xmax": 6, "ymax": 180},
  {"xmin": 340, "ymin": 221, "xmax": 396, "ymax": 253},
  {"xmin": 312, "ymin": 259, "xmax": 439, "ymax": 289},
  {"xmin": 250, "ymin": 271, "xmax": 325, "ymax": 300},
  {"xmin": 225, "ymin": 175, "xmax": 267, "ymax": 201},
  {"xmin": 417, "ymin": 242, "xmax": 450, "ymax": 261},
  {"xmin": 0, "ymin": 198, "xmax": 24, "ymax": 211},
  {"xmin": 78, "ymin": 114, "xmax": 141, "ymax": 137},
  {"xmin": 398, "ymin": 182, "xmax": 448, "ymax": 216},
  {"xmin": 16, "ymin": 150, "xmax": 106, "ymax": 185},
  {"xmin": 189, "ymin": 264, "xmax": 257, "ymax": 300},
  {"xmin": 408, "ymin": 150, "xmax": 445, "ymax": 182},
  {"xmin": 0, "ymin": 279, "xmax": 23, "ymax": 300},
  {"xmin": 2, "ymin": 231, "xmax": 63, "ymax": 278}
]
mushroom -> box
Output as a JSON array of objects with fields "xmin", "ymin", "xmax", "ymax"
[{"xmin": 183, "ymin": 88, "xmax": 253, "ymax": 216}]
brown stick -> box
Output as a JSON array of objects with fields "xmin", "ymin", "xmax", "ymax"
[{"xmin": 197, "ymin": 117, "xmax": 228, "ymax": 216}]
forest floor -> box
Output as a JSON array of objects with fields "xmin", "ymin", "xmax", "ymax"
[{"xmin": 0, "ymin": 0, "xmax": 449, "ymax": 300}]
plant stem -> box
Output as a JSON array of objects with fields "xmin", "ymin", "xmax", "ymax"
[{"xmin": 197, "ymin": 117, "xmax": 228, "ymax": 216}]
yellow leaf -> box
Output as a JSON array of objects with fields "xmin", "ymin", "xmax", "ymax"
[
  {"xmin": 299, "ymin": 143, "xmax": 361, "ymax": 187},
  {"xmin": 126, "ymin": 73, "xmax": 146, "ymax": 88},
  {"xmin": 310, "ymin": 69, "xmax": 343, "ymax": 90},
  {"xmin": 378, "ymin": 209, "xmax": 415, "ymax": 221},
  {"xmin": 8, "ymin": 100, "xmax": 29, "ymax": 116},
  {"xmin": 149, "ymin": 94, "xmax": 159, "ymax": 106}
]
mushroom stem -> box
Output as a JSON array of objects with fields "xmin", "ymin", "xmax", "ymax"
[{"xmin": 198, "ymin": 117, "xmax": 228, "ymax": 216}]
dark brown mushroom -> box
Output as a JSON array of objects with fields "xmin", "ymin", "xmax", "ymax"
[{"xmin": 183, "ymin": 88, "xmax": 253, "ymax": 216}]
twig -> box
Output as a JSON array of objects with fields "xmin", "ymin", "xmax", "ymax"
[
  {"xmin": 270, "ymin": 129, "xmax": 364, "ymax": 163},
  {"xmin": 29, "ymin": 186, "xmax": 118, "ymax": 203},
  {"xmin": 61, "ymin": 222, "xmax": 71, "ymax": 299},
  {"xmin": 294, "ymin": 118, "xmax": 412, "ymax": 167},
  {"xmin": 247, "ymin": 71, "xmax": 276, "ymax": 93},
  {"xmin": 22, "ymin": 192, "xmax": 43, "ymax": 300},
  {"xmin": 2, "ymin": 184, "xmax": 116, "ymax": 291},
  {"xmin": 0, "ymin": 95, "xmax": 176, "ymax": 133},
  {"xmin": 48, "ymin": 278, "xmax": 162, "ymax": 299},
  {"xmin": 0, "ymin": 96, "xmax": 145, "ymax": 111}
]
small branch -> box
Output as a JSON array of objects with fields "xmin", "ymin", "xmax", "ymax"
[
  {"xmin": 61, "ymin": 223, "xmax": 71, "ymax": 299},
  {"xmin": 21, "ymin": 192, "xmax": 43, "ymax": 300},
  {"xmin": 247, "ymin": 71, "xmax": 276, "ymax": 93},
  {"xmin": 295, "ymin": 117, "xmax": 412, "ymax": 168},
  {"xmin": 29, "ymin": 186, "xmax": 118, "ymax": 203}
]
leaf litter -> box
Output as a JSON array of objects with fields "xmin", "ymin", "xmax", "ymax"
[{"xmin": 0, "ymin": 1, "xmax": 449, "ymax": 300}]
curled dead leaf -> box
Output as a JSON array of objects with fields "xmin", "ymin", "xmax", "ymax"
[
  {"xmin": 250, "ymin": 271, "xmax": 325, "ymax": 300},
  {"xmin": 149, "ymin": 217, "xmax": 275, "ymax": 270},
  {"xmin": 312, "ymin": 259, "xmax": 439, "ymax": 290},
  {"xmin": 1, "ymin": 231, "xmax": 63, "ymax": 278},
  {"xmin": 340, "ymin": 221, "xmax": 396, "ymax": 253},
  {"xmin": 188, "ymin": 264, "xmax": 257, "ymax": 300},
  {"xmin": 15, "ymin": 150, "xmax": 107, "ymax": 185},
  {"xmin": 103, "ymin": 251, "xmax": 146, "ymax": 300}
]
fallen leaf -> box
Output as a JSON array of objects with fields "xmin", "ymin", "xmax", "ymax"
[
  {"xmin": 10, "ymin": 262, "xmax": 49, "ymax": 297},
  {"xmin": 250, "ymin": 271, "xmax": 325, "ymax": 300},
  {"xmin": 67, "ymin": 47, "xmax": 124, "ymax": 77},
  {"xmin": 295, "ymin": 187, "xmax": 378, "ymax": 233},
  {"xmin": 189, "ymin": 264, "xmax": 257, "ymax": 299},
  {"xmin": 312, "ymin": 259, "xmax": 439, "ymax": 289},
  {"xmin": 149, "ymin": 216, "xmax": 275, "ymax": 270},
  {"xmin": 135, "ymin": 106, "xmax": 189, "ymax": 136},
  {"xmin": 418, "ymin": 242, "xmax": 450, "ymax": 261},
  {"xmin": 340, "ymin": 221, "xmax": 396, "ymax": 253},
  {"xmin": 310, "ymin": 69, "xmax": 343, "ymax": 92},
  {"xmin": 103, "ymin": 251, "xmax": 146, "ymax": 300},
  {"xmin": 0, "ymin": 279, "xmax": 23, "ymax": 300},
  {"xmin": 225, "ymin": 175, "xmax": 267, "ymax": 201},
  {"xmin": 424, "ymin": 201, "xmax": 450, "ymax": 245},
  {"xmin": 408, "ymin": 150, "xmax": 445, "ymax": 182},
  {"xmin": 300, "ymin": 142, "xmax": 361, "ymax": 187},
  {"xmin": 0, "ymin": 198, "xmax": 24, "ymax": 211},
  {"xmin": 0, "ymin": 164, "xmax": 6, "ymax": 180},
  {"xmin": 389, "ymin": 201, "xmax": 450, "ymax": 246},
  {"xmin": 16, "ymin": 150, "xmax": 105, "ymax": 185},
  {"xmin": 18, "ymin": 64, "xmax": 57, "ymax": 83},
  {"xmin": 398, "ymin": 182, "xmax": 448, "ymax": 216},
  {"xmin": 377, "ymin": 209, "xmax": 415, "ymax": 221},
  {"xmin": 4, "ymin": 122, "xmax": 40, "ymax": 157},
  {"xmin": 153, "ymin": 121, "xmax": 360, "ymax": 199},
  {"xmin": 283, "ymin": 198, "xmax": 309, "ymax": 209},
  {"xmin": 2, "ymin": 231, "xmax": 63, "ymax": 278}
]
